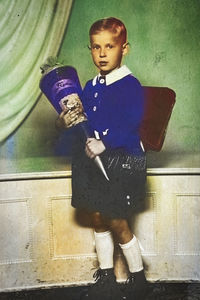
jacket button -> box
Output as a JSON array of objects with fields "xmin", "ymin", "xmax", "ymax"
[
  {"xmin": 94, "ymin": 92, "xmax": 98, "ymax": 98},
  {"xmin": 100, "ymin": 78, "xmax": 105, "ymax": 84},
  {"xmin": 93, "ymin": 106, "xmax": 97, "ymax": 111}
]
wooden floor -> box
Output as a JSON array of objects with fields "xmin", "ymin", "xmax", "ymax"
[{"xmin": 0, "ymin": 283, "xmax": 200, "ymax": 300}]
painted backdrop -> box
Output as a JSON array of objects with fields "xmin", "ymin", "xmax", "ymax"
[{"xmin": 0, "ymin": 0, "xmax": 199, "ymax": 174}]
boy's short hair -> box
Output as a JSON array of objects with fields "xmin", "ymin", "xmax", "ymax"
[{"xmin": 89, "ymin": 17, "xmax": 127, "ymax": 44}]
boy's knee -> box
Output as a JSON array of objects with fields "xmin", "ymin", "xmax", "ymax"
[
  {"xmin": 109, "ymin": 219, "xmax": 133, "ymax": 243},
  {"xmin": 109, "ymin": 219, "xmax": 130, "ymax": 234},
  {"xmin": 109, "ymin": 219, "xmax": 125, "ymax": 231},
  {"xmin": 92, "ymin": 211, "xmax": 101, "ymax": 220},
  {"xmin": 91, "ymin": 212, "xmax": 106, "ymax": 230}
]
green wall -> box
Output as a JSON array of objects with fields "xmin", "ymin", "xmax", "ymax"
[{"xmin": 0, "ymin": 0, "xmax": 199, "ymax": 174}]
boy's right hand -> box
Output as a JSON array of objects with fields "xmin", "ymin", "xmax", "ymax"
[{"xmin": 56, "ymin": 107, "xmax": 81, "ymax": 129}]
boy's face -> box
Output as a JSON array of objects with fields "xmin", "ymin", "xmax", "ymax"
[{"xmin": 90, "ymin": 30, "xmax": 127, "ymax": 75}]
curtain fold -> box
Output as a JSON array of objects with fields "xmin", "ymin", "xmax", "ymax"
[{"xmin": 0, "ymin": 0, "xmax": 73, "ymax": 142}]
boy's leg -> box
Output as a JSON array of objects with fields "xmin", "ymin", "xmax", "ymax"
[
  {"xmin": 108, "ymin": 218, "xmax": 147, "ymax": 300},
  {"xmin": 80, "ymin": 212, "xmax": 124, "ymax": 300},
  {"xmin": 92, "ymin": 215, "xmax": 144, "ymax": 273},
  {"xmin": 94, "ymin": 231, "xmax": 114, "ymax": 269},
  {"xmin": 92, "ymin": 212, "xmax": 114, "ymax": 269},
  {"xmin": 108, "ymin": 219, "xmax": 143, "ymax": 271}
]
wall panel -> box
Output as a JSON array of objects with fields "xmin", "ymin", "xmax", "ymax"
[{"xmin": 0, "ymin": 170, "xmax": 200, "ymax": 291}]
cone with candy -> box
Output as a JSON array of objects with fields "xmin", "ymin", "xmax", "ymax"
[{"xmin": 39, "ymin": 57, "xmax": 109, "ymax": 181}]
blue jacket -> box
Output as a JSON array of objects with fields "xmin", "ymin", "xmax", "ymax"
[{"xmin": 81, "ymin": 65, "xmax": 145, "ymax": 155}]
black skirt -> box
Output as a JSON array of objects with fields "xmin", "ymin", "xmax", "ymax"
[{"xmin": 71, "ymin": 143, "xmax": 147, "ymax": 219}]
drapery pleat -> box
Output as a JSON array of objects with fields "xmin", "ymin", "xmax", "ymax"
[{"xmin": 0, "ymin": 0, "xmax": 73, "ymax": 142}]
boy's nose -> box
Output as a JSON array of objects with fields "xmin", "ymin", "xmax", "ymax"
[{"xmin": 99, "ymin": 48, "xmax": 106, "ymax": 57}]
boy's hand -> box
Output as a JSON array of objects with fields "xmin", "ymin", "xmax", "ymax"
[
  {"xmin": 85, "ymin": 138, "xmax": 106, "ymax": 158},
  {"xmin": 56, "ymin": 107, "xmax": 81, "ymax": 129},
  {"xmin": 55, "ymin": 94, "xmax": 86, "ymax": 129}
]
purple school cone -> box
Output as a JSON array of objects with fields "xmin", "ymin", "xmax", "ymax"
[{"xmin": 39, "ymin": 64, "xmax": 109, "ymax": 181}]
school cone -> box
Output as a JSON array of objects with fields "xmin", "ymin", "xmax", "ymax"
[
  {"xmin": 39, "ymin": 60, "xmax": 109, "ymax": 181},
  {"xmin": 80, "ymin": 121, "xmax": 109, "ymax": 181},
  {"xmin": 94, "ymin": 155, "xmax": 109, "ymax": 181}
]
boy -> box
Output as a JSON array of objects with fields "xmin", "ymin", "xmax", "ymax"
[{"xmin": 57, "ymin": 17, "xmax": 147, "ymax": 300}]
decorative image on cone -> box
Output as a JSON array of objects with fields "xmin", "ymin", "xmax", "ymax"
[{"xmin": 39, "ymin": 57, "xmax": 109, "ymax": 181}]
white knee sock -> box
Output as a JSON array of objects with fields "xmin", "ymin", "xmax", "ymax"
[
  {"xmin": 94, "ymin": 231, "xmax": 114, "ymax": 269},
  {"xmin": 119, "ymin": 236, "xmax": 143, "ymax": 273}
]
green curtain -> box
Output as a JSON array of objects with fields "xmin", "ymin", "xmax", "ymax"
[{"xmin": 0, "ymin": 0, "xmax": 73, "ymax": 142}]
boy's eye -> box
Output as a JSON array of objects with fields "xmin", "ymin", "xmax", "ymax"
[
  {"xmin": 106, "ymin": 44, "xmax": 113, "ymax": 49},
  {"xmin": 92, "ymin": 45, "xmax": 100, "ymax": 50}
]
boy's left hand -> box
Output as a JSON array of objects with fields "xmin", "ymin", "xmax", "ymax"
[{"xmin": 85, "ymin": 138, "xmax": 106, "ymax": 159}]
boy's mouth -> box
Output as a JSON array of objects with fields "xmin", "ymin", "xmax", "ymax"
[{"xmin": 99, "ymin": 61, "xmax": 108, "ymax": 66}]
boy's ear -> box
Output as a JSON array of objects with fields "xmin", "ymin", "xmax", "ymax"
[{"xmin": 122, "ymin": 42, "xmax": 129, "ymax": 56}]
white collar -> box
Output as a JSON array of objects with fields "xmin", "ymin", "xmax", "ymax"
[{"xmin": 92, "ymin": 65, "xmax": 132, "ymax": 86}]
